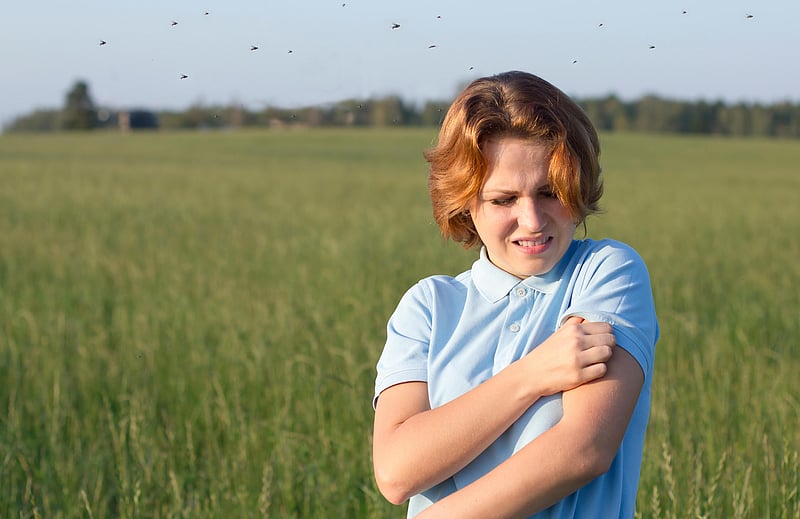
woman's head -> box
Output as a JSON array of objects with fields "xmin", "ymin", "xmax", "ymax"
[{"xmin": 425, "ymin": 71, "xmax": 603, "ymax": 248}]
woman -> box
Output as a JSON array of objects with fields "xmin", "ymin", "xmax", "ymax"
[{"xmin": 372, "ymin": 71, "xmax": 658, "ymax": 518}]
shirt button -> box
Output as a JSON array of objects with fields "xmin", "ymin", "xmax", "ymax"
[
  {"xmin": 515, "ymin": 287, "xmax": 526, "ymax": 297},
  {"xmin": 509, "ymin": 323, "xmax": 521, "ymax": 333}
]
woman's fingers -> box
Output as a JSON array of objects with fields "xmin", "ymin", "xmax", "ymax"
[
  {"xmin": 575, "ymin": 344, "xmax": 613, "ymax": 383},
  {"xmin": 564, "ymin": 318, "xmax": 615, "ymax": 352},
  {"xmin": 563, "ymin": 317, "xmax": 613, "ymax": 339},
  {"xmin": 580, "ymin": 361, "xmax": 608, "ymax": 382},
  {"xmin": 581, "ymin": 344, "xmax": 614, "ymax": 365},
  {"xmin": 577, "ymin": 320, "xmax": 613, "ymax": 335}
]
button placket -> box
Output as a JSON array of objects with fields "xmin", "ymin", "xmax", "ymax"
[
  {"xmin": 510, "ymin": 285, "xmax": 527, "ymax": 334},
  {"xmin": 493, "ymin": 285, "xmax": 531, "ymax": 374}
]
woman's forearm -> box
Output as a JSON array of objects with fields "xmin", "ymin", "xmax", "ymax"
[{"xmin": 373, "ymin": 360, "xmax": 540, "ymax": 504}]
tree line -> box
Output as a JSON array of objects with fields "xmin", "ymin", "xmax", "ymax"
[{"xmin": 5, "ymin": 80, "xmax": 800, "ymax": 138}]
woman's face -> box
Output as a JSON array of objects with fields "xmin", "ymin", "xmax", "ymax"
[{"xmin": 468, "ymin": 137, "xmax": 577, "ymax": 278}]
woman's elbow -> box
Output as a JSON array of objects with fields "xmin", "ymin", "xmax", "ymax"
[
  {"xmin": 575, "ymin": 444, "xmax": 617, "ymax": 481},
  {"xmin": 585, "ymin": 452, "xmax": 615, "ymax": 481},
  {"xmin": 374, "ymin": 464, "xmax": 414, "ymax": 505}
]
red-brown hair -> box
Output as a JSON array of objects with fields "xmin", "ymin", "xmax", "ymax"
[{"xmin": 424, "ymin": 71, "xmax": 603, "ymax": 248}]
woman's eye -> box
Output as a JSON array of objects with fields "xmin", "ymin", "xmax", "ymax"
[
  {"xmin": 541, "ymin": 189, "xmax": 558, "ymax": 199},
  {"xmin": 491, "ymin": 197, "xmax": 515, "ymax": 206}
]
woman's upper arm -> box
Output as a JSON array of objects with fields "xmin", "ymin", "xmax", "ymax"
[
  {"xmin": 557, "ymin": 243, "xmax": 656, "ymax": 466},
  {"xmin": 373, "ymin": 383, "xmax": 430, "ymax": 464},
  {"xmin": 558, "ymin": 344, "xmax": 644, "ymax": 471},
  {"xmin": 372, "ymin": 382, "xmax": 430, "ymax": 502},
  {"xmin": 374, "ymin": 381, "xmax": 431, "ymax": 435}
]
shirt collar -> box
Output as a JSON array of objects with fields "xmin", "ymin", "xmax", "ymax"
[{"xmin": 472, "ymin": 242, "xmax": 577, "ymax": 303}]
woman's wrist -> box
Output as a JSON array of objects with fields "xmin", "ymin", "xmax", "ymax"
[{"xmin": 504, "ymin": 358, "xmax": 545, "ymax": 407}]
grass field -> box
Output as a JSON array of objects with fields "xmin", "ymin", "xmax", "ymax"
[{"xmin": 1, "ymin": 128, "xmax": 798, "ymax": 518}]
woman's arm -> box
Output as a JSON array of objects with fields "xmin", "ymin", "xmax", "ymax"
[
  {"xmin": 415, "ymin": 346, "xmax": 644, "ymax": 518},
  {"xmin": 372, "ymin": 318, "xmax": 614, "ymax": 504}
]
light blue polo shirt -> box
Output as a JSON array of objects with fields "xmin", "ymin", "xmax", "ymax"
[{"xmin": 374, "ymin": 238, "xmax": 659, "ymax": 518}]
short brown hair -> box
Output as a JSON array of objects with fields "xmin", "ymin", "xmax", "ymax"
[{"xmin": 424, "ymin": 71, "xmax": 603, "ymax": 248}]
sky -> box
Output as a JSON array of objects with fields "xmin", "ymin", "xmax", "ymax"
[{"xmin": 2, "ymin": 0, "xmax": 799, "ymax": 126}]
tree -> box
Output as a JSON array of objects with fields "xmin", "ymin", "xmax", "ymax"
[
  {"xmin": 750, "ymin": 104, "xmax": 773, "ymax": 137},
  {"xmin": 601, "ymin": 95, "xmax": 632, "ymax": 132},
  {"xmin": 724, "ymin": 103, "xmax": 753, "ymax": 136},
  {"xmin": 62, "ymin": 80, "xmax": 97, "ymax": 130},
  {"xmin": 420, "ymin": 101, "xmax": 450, "ymax": 127},
  {"xmin": 371, "ymin": 96, "xmax": 407, "ymax": 126},
  {"xmin": 4, "ymin": 109, "xmax": 61, "ymax": 132}
]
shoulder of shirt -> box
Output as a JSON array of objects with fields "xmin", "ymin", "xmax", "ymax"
[
  {"xmin": 409, "ymin": 270, "xmax": 473, "ymax": 296},
  {"xmin": 572, "ymin": 238, "xmax": 650, "ymax": 277},
  {"xmin": 576, "ymin": 238, "xmax": 645, "ymax": 263}
]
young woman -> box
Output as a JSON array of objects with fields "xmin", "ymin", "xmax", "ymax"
[{"xmin": 372, "ymin": 71, "xmax": 659, "ymax": 518}]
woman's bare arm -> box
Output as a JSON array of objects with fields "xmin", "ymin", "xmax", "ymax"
[
  {"xmin": 372, "ymin": 318, "xmax": 614, "ymax": 504},
  {"xmin": 415, "ymin": 346, "xmax": 644, "ymax": 518}
]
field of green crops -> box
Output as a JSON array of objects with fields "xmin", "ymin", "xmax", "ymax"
[{"xmin": 1, "ymin": 128, "xmax": 798, "ymax": 518}]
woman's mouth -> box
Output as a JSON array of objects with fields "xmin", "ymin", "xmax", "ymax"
[{"xmin": 514, "ymin": 236, "xmax": 553, "ymax": 254}]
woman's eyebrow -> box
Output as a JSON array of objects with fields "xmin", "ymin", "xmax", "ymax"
[
  {"xmin": 481, "ymin": 187, "xmax": 516, "ymax": 195},
  {"xmin": 482, "ymin": 183, "xmax": 551, "ymax": 195}
]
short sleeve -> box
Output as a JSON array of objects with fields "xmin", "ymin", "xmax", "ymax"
[
  {"xmin": 373, "ymin": 281, "xmax": 432, "ymax": 408},
  {"xmin": 561, "ymin": 241, "xmax": 659, "ymax": 381}
]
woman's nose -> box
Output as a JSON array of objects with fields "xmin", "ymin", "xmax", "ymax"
[{"xmin": 517, "ymin": 198, "xmax": 546, "ymax": 231}]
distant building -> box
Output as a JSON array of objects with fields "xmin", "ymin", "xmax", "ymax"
[{"xmin": 118, "ymin": 109, "xmax": 159, "ymax": 132}]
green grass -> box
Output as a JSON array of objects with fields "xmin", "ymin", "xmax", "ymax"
[{"xmin": 1, "ymin": 129, "xmax": 798, "ymax": 518}]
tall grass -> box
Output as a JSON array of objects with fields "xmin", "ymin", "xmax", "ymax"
[
  {"xmin": 596, "ymin": 135, "xmax": 800, "ymax": 519},
  {"xmin": 0, "ymin": 129, "xmax": 798, "ymax": 518}
]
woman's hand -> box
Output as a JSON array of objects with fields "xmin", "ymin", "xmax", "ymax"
[{"xmin": 518, "ymin": 316, "xmax": 615, "ymax": 397}]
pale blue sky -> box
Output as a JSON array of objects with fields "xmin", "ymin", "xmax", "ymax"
[{"xmin": 2, "ymin": 0, "xmax": 798, "ymax": 126}]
